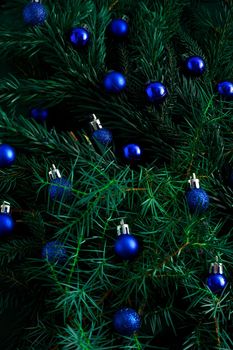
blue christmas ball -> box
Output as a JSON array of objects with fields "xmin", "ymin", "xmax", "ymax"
[
  {"xmin": 123, "ymin": 143, "xmax": 142, "ymax": 160},
  {"xmin": 23, "ymin": 2, "xmax": 47, "ymax": 26},
  {"xmin": 185, "ymin": 56, "xmax": 206, "ymax": 76},
  {"xmin": 109, "ymin": 18, "xmax": 129, "ymax": 38},
  {"xmin": 30, "ymin": 108, "xmax": 48, "ymax": 122},
  {"xmin": 113, "ymin": 308, "xmax": 141, "ymax": 335},
  {"xmin": 0, "ymin": 144, "xmax": 16, "ymax": 168},
  {"xmin": 145, "ymin": 81, "xmax": 168, "ymax": 103},
  {"xmin": 217, "ymin": 81, "xmax": 233, "ymax": 98},
  {"xmin": 42, "ymin": 240, "xmax": 67, "ymax": 263},
  {"xmin": 114, "ymin": 234, "xmax": 139, "ymax": 260},
  {"xmin": 186, "ymin": 188, "xmax": 209, "ymax": 213},
  {"xmin": 92, "ymin": 128, "xmax": 113, "ymax": 145},
  {"xmin": 103, "ymin": 71, "xmax": 126, "ymax": 93},
  {"xmin": 49, "ymin": 177, "xmax": 72, "ymax": 201},
  {"xmin": 0, "ymin": 213, "xmax": 14, "ymax": 236},
  {"xmin": 207, "ymin": 273, "xmax": 227, "ymax": 294},
  {"xmin": 69, "ymin": 27, "xmax": 90, "ymax": 47}
]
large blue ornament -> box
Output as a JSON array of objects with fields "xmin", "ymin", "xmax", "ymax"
[
  {"xmin": 109, "ymin": 18, "xmax": 129, "ymax": 38},
  {"xmin": 69, "ymin": 27, "xmax": 90, "ymax": 47},
  {"xmin": 92, "ymin": 128, "xmax": 113, "ymax": 145},
  {"xmin": 30, "ymin": 108, "xmax": 48, "ymax": 122},
  {"xmin": 207, "ymin": 273, "xmax": 227, "ymax": 294},
  {"xmin": 42, "ymin": 240, "xmax": 67, "ymax": 263},
  {"xmin": 114, "ymin": 234, "xmax": 139, "ymax": 260},
  {"xmin": 113, "ymin": 308, "xmax": 141, "ymax": 335},
  {"xmin": 185, "ymin": 56, "xmax": 206, "ymax": 76},
  {"xmin": 123, "ymin": 143, "xmax": 142, "ymax": 160},
  {"xmin": 217, "ymin": 81, "xmax": 233, "ymax": 98},
  {"xmin": 103, "ymin": 71, "xmax": 126, "ymax": 93},
  {"xmin": 186, "ymin": 188, "xmax": 209, "ymax": 213},
  {"xmin": 0, "ymin": 213, "xmax": 14, "ymax": 236},
  {"xmin": 145, "ymin": 81, "xmax": 168, "ymax": 103},
  {"xmin": 0, "ymin": 144, "xmax": 16, "ymax": 168},
  {"xmin": 49, "ymin": 177, "xmax": 72, "ymax": 201},
  {"xmin": 23, "ymin": 2, "xmax": 47, "ymax": 26}
]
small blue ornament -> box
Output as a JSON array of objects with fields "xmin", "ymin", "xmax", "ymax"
[
  {"xmin": 185, "ymin": 56, "xmax": 206, "ymax": 76},
  {"xmin": 186, "ymin": 173, "xmax": 209, "ymax": 213},
  {"xmin": 206, "ymin": 260, "xmax": 227, "ymax": 294},
  {"xmin": 0, "ymin": 201, "xmax": 14, "ymax": 236},
  {"xmin": 23, "ymin": 2, "xmax": 47, "ymax": 26},
  {"xmin": 109, "ymin": 18, "xmax": 129, "ymax": 38},
  {"xmin": 114, "ymin": 234, "xmax": 139, "ymax": 260},
  {"xmin": 103, "ymin": 71, "xmax": 126, "ymax": 93},
  {"xmin": 49, "ymin": 177, "xmax": 72, "ymax": 201},
  {"xmin": 123, "ymin": 143, "xmax": 142, "ymax": 160},
  {"xmin": 69, "ymin": 27, "xmax": 90, "ymax": 47},
  {"xmin": 30, "ymin": 108, "xmax": 48, "ymax": 122},
  {"xmin": 217, "ymin": 81, "xmax": 233, "ymax": 98},
  {"xmin": 145, "ymin": 81, "xmax": 168, "ymax": 103},
  {"xmin": 113, "ymin": 308, "xmax": 141, "ymax": 335},
  {"xmin": 93, "ymin": 128, "xmax": 112, "ymax": 145},
  {"xmin": 0, "ymin": 144, "xmax": 16, "ymax": 168},
  {"xmin": 42, "ymin": 240, "xmax": 67, "ymax": 263}
]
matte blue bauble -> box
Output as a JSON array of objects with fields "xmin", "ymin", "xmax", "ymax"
[
  {"xmin": 30, "ymin": 108, "xmax": 48, "ymax": 122},
  {"xmin": 186, "ymin": 188, "xmax": 209, "ymax": 213},
  {"xmin": 49, "ymin": 177, "xmax": 72, "ymax": 201},
  {"xmin": 145, "ymin": 81, "xmax": 168, "ymax": 103},
  {"xmin": 103, "ymin": 71, "xmax": 126, "ymax": 93},
  {"xmin": 217, "ymin": 81, "xmax": 233, "ymax": 97},
  {"xmin": 92, "ymin": 128, "xmax": 113, "ymax": 145},
  {"xmin": 0, "ymin": 144, "xmax": 16, "ymax": 168},
  {"xmin": 70, "ymin": 27, "xmax": 90, "ymax": 47},
  {"xmin": 23, "ymin": 2, "xmax": 47, "ymax": 26},
  {"xmin": 207, "ymin": 273, "xmax": 227, "ymax": 294},
  {"xmin": 123, "ymin": 144, "xmax": 142, "ymax": 160},
  {"xmin": 109, "ymin": 18, "xmax": 129, "ymax": 38},
  {"xmin": 185, "ymin": 56, "xmax": 206, "ymax": 76},
  {"xmin": 114, "ymin": 234, "xmax": 139, "ymax": 260},
  {"xmin": 113, "ymin": 308, "xmax": 141, "ymax": 335},
  {"xmin": 0, "ymin": 213, "xmax": 14, "ymax": 236},
  {"xmin": 42, "ymin": 240, "xmax": 67, "ymax": 263}
]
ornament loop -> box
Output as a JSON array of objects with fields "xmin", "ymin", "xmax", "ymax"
[
  {"xmin": 90, "ymin": 114, "xmax": 102, "ymax": 131},
  {"xmin": 188, "ymin": 173, "xmax": 200, "ymax": 189},
  {"xmin": 117, "ymin": 219, "xmax": 130, "ymax": 235},
  {"xmin": 0, "ymin": 201, "xmax": 11, "ymax": 214},
  {"xmin": 49, "ymin": 164, "xmax": 61, "ymax": 180}
]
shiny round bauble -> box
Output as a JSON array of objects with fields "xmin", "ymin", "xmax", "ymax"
[
  {"xmin": 103, "ymin": 71, "xmax": 126, "ymax": 93},
  {"xmin": 123, "ymin": 143, "xmax": 142, "ymax": 161},
  {"xmin": 114, "ymin": 234, "xmax": 139, "ymax": 260},
  {"xmin": 217, "ymin": 81, "xmax": 233, "ymax": 98},
  {"xmin": 69, "ymin": 27, "xmax": 90, "ymax": 47},
  {"xmin": 0, "ymin": 213, "xmax": 14, "ymax": 236},
  {"xmin": 113, "ymin": 307, "xmax": 141, "ymax": 335},
  {"xmin": 0, "ymin": 144, "xmax": 16, "ymax": 168},
  {"xmin": 207, "ymin": 273, "xmax": 227, "ymax": 294},
  {"xmin": 109, "ymin": 18, "xmax": 129, "ymax": 38},
  {"xmin": 145, "ymin": 81, "xmax": 168, "ymax": 103},
  {"xmin": 185, "ymin": 56, "xmax": 206, "ymax": 76}
]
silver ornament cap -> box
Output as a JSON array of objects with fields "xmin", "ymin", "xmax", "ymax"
[
  {"xmin": 188, "ymin": 173, "xmax": 200, "ymax": 189},
  {"xmin": 1, "ymin": 201, "xmax": 11, "ymax": 214},
  {"xmin": 49, "ymin": 164, "xmax": 61, "ymax": 180},
  {"xmin": 209, "ymin": 257, "xmax": 224, "ymax": 275},
  {"xmin": 90, "ymin": 114, "xmax": 103, "ymax": 131},
  {"xmin": 117, "ymin": 219, "xmax": 130, "ymax": 236}
]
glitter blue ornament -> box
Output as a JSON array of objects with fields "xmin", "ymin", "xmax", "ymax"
[
  {"xmin": 0, "ymin": 144, "xmax": 16, "ymax": 168},
  {"xmin": 206, "ymin": 260, "xmax": 227, "ymax": 294},
  {"xmin": 48, "ymin": 164, "xmax": 72, "ymax": 201},
  {"xmin": 185, "ymin": 56, "xmax": 206, "ymax": 76},
  {"xmin": 30, "ymin": 108, "xmax": 48, "ymax": 122},
  {"xmin": 145, "ymin": 81, "xmax": 168, "ymax": 103},
  {"xmin": 90, "ymin": 114, "xmax": 113, "ymax": 145},
  {"xmin": 113, "ymin": 307, "xmax": 141, "ymax": 335},
  {"xmin": 23, "ymin": 1, "xmax": 47, "ymax": 26},
  {"xmin": 217, "ymin": 81, "xmax": 233, "ymax": 98},
  {"xmin": 103, "ymin": 71, "xmax": 126, "ymax": 93},
  {"xmin": 186, "ymin": 173, "xmax": 209, "ymax": 213},
  {"xmin": 42, "ymin": 240, "xmax": 67, "ymax": 263},
  {"xmin": 109, "ymin": 18, "xmax": 129, "ymax": 38},
  {"xmin": 123, "ymin": 143, "xmax": 142, "ymax": 160},
  {"xmin": 0, "ymin": 202, "xmax": 14, "ymax": 237},
  {"xmin": 69, "ymin": 27, "xmax": 90, "ymax": 47},
  {"xmin": 114, "ymin": 220, "xmax": 139, "ymax": 260}
]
